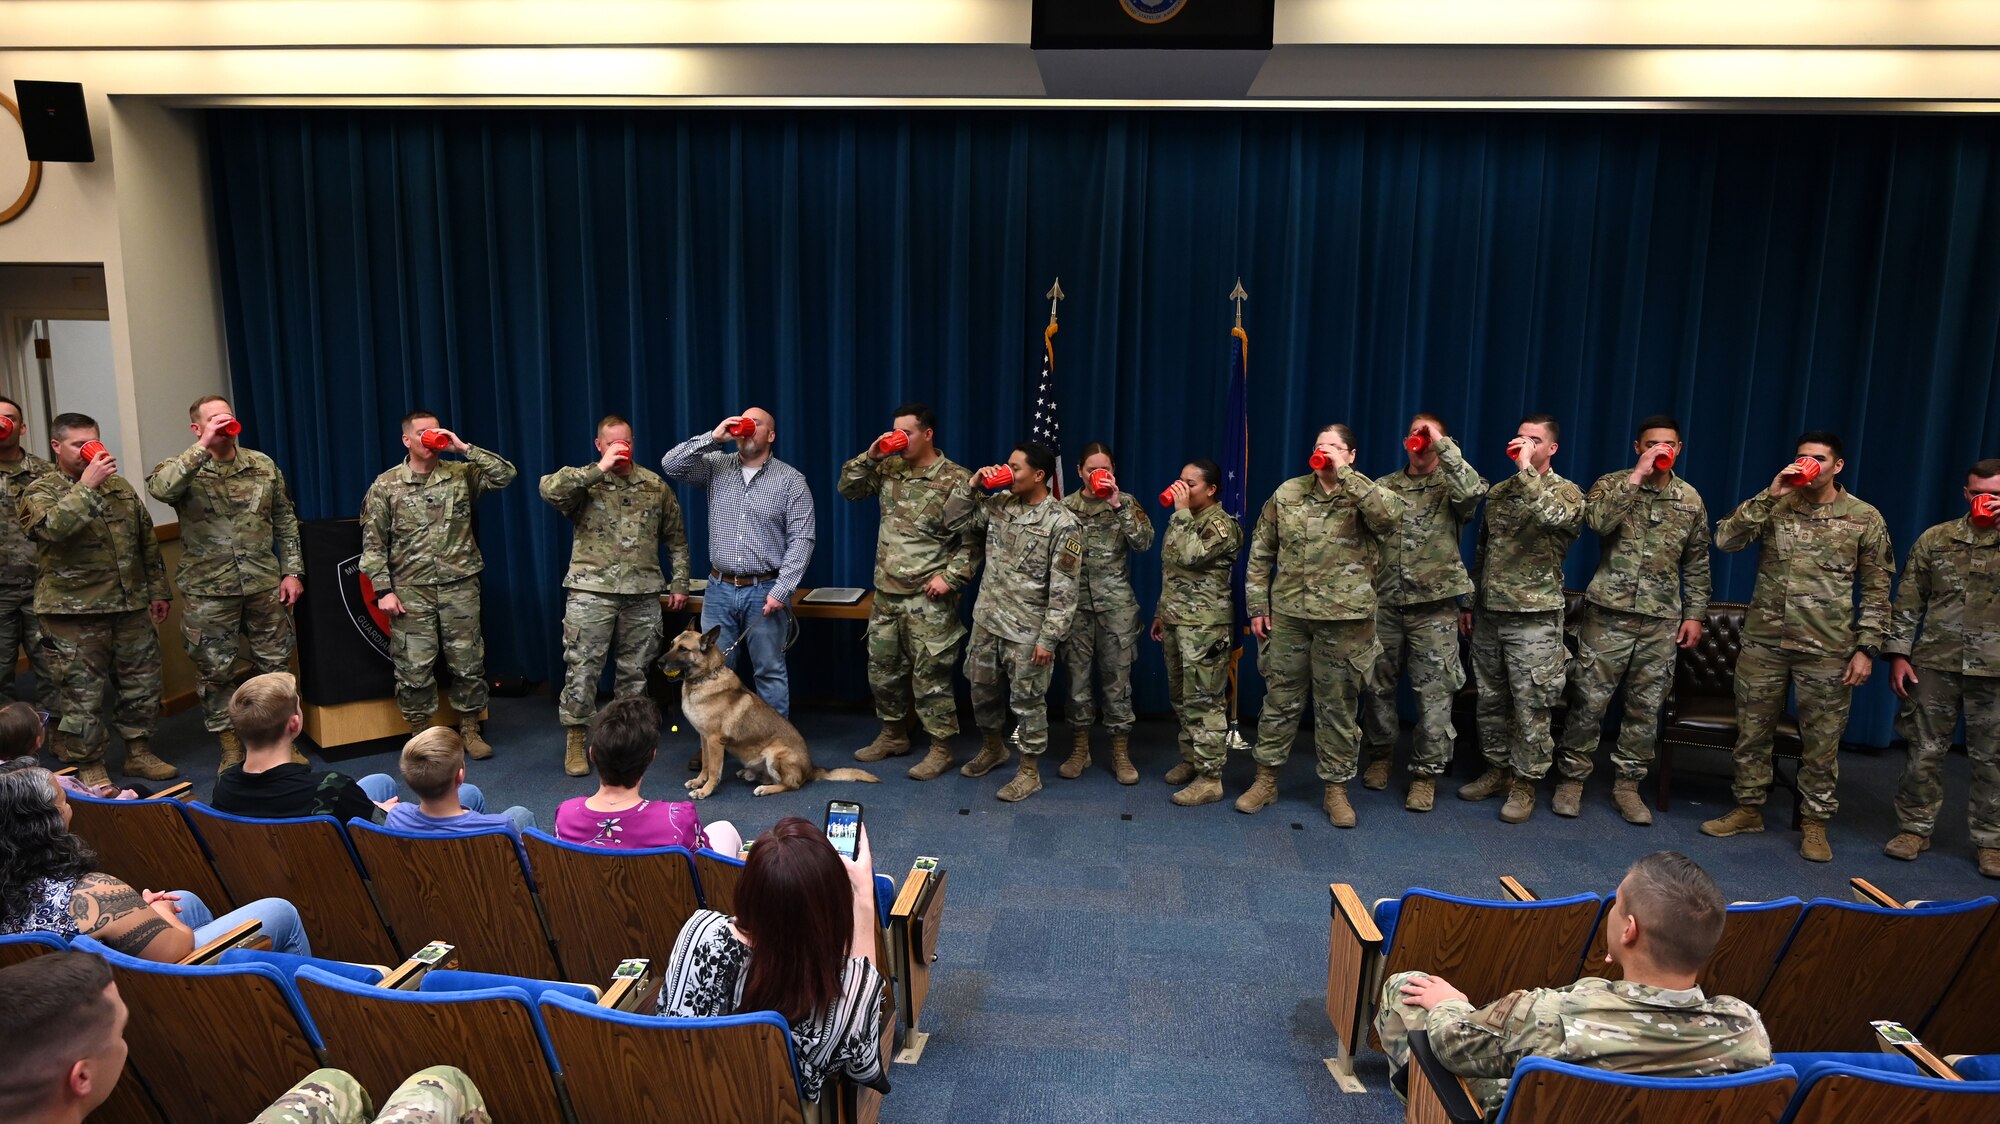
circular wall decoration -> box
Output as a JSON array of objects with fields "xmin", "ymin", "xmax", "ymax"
[
  {"xmin": 1120, "ymin": 0, "xmax": 1190, "ymax": 25},
  {"xmin": 0, "ymin": 92, "xmax": 42, "ymax": 225}
]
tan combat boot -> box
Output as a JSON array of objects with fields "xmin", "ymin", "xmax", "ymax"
[
  {"xmin": 1499, "ymin": 780, "xmax": 1536, "ymax": 824},
  {"xmin": 1457, "ymin": 766, "xmax": 1512, "ymax": 801},
  {"xmin": 1171, "ymin": 773, "xmax": 1223, "ymax": 807},
  {"xmin": 289, "ymin": 744, "xmax": 310, "ymax": 766},
  {"xmin": 1361, "ymin": 758, "xmax": 1391, "ymax": 791},
  {"xmin": 217, "ymin": 729, "xmax": 245, "ymax": 774},
  {"xmin": 1405, "ymin": 777, "xmax": 1436, "ymax": 813},
  {"xmin": 1163, "ymin": 762, "xmax": 1198, "ymax": 785},
  {"xmin": 1058, "ymin": 727, "xmax": 1092, "ymax": 779},
  {"xmin": 1882, "ymin": 832, "xmax": 1929, "ymax": 861},
  {"xmin": 1109, "ymin": 734, "xmax": 1138, "ymax": 786},
  {"xmin": 1980, "ymin": 848, "xmax": 2000, "ymax": 879},
  {"xmin": 121, "ymin": 739, "xmax": 180, "ymax": 781},
  {"xmin": 855, "ymin": 719, "xmax": 912, "ymax": 763},
  {"xmin": 907, "ymin": 737, "xmax": 954, "ymax": 781},
  {"xmin": 1323, "ymin": 783, "xmax": 1357, "ymax": 829},
  {"xmin": 461, "ymin": 718, "xmax": 493, "ymax": 760},
  {"xmin": 1699, "ymin": 805, "xmax": 1764, "ymax": 837},
  {"xmin": 1613, "ymin": 778, "xmax": 1653, "ymax": 826},
  {"xmin": 1800, "ymin": 818, "xmax": 1833, "ymax": 863},
  {"xmin": 564, "ymin": 726, "xmax": 590, "ymax": 777},
  {"xmin": 77, "ymin": 762, "xmax": 114, "ymax": 790},
  {"xmin": 960, "ymin": 732, "xmax": 1009, "ymax": 778},
  {"xmin": 996, "ymin": 756, "xmax": 1042, "ymax": 802},
  {"xmin": 1234, "ymin": 764, "xmax": 1280, "ymax": 814},
  {"xmin": 1551, "ymin": 780, "xmax": 1584, "ymax": 818}
]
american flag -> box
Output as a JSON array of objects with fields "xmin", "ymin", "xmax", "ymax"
[{"xmin": 1030, "ymin": 334, "xmax": 1064, "ymax": 497}]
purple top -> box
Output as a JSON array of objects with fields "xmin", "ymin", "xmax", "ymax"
[{"xmin": 555, "ymin": 796, "xmax": 711, "ymax": 850}]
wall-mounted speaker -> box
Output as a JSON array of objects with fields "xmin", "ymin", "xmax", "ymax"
[{"xmin": 13, "ymin": 81, "xmax": 95, "ymax": 164}]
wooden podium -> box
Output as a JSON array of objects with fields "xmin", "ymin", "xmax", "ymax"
[{"xmin": 300, "ymin": 695, "xmax": 486, "ymax": 750}]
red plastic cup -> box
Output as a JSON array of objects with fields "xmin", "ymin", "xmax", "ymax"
[
  {"xmin": 1404, "ymin": 432, "xmax": 1431, "ymax": 455},
  {"xmin": 608, "ymin": 440, "xmax": 633, "ymax": 464},
  {"xmin": 1972, "ymin": 494, "xmax": 2000, "ymax": 528},
  {"xmin": 1089, "ymin": 469, "xmax": 1115, "ymax": 499},
  {"xmin": 79, "ymin": 440, "xmax": 108, "ymax": 464},
  {"xmin": 1159, "ymin": 485, "xmax": 1179, "ymax": 508},
  {"xmin": 877, "ymin": 430, "xmax": 909, "ymax": 455},
  {"xmin": 1507, "ymin": 438, "xmax": 1526, "ymax": 460},
  {"xmin": 1788, "ymin": 456, "xmax": 1822, "ymax": 484},
  {"xmin": 0, "ymin": 416, "xmax": 14, "ymax": 441},
  {"xmin": 982, "ymin": 465, "xmax": 1014, "ymax": 491},
  {"xmin": 217, "ymin": 414, "xmax": 242, "ymax": 437},
  {"xmin": 1653, "ymin": 448, "xmax": 1676, "ymax": 472},
  {"xmin": 420, "ymin": 428, "xmax": 452, "ymax": 452},
  {"xmin": 1309, "ymin": 450, "xmax": 1333, "ymax": 471},
  {"xmin": 729, "ymin": 417, "xmax": 757, "ymax": 439}
]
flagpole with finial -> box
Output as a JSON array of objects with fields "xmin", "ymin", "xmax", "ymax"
[
  {"xmin": 1045, "ymin": 277, "xmax": 1065, "ymax": 359},
  {"xmin": 1225, "ymin": 277, "xmax": 1252, "ymax": 753}
]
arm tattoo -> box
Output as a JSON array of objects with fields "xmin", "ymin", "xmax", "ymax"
[
  {"xmin": 68, "ymin": 873, "xmax": 149, "ymax": 936},
  {"xmin": 104, "ymin": 917, "xmax": 173, "ymax": 956}
]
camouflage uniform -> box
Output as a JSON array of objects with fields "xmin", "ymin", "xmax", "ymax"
[
  {"xmin": 1715, "ymin": 486, "xmax": 1893, "ymax": 819},
  {"xmin": 1374, "ymin": 971, "xmax": 1772, "ymax": 1116},
  {"xmin": 539, "ymin": 461, "xmax": 690, "ymax": 728},
  {"xmin": 19, "ymin": 471, "xmax": 169, "ymax": 768},
  {"xmin": 1556, "ymin": 471, "xmax": 1711, "ymax": 782},
  {"xmin": 838, "ymin": 450, "xmax": 981, "ymax": 738},
  {"xmin": 146, "ymin": 445, "xmax": 304, "ymax": 733},
  {"xmin": 1470, "ymin": 467, "xmax": 1585, "ymax": 780},
  {"xmin": 1246, "ymin": 468, "xmax": 1404, "ymax": 782},
  {"xmin": 1059, "ymin": 490, "xmax": 1154, "ymax": 735},
  {"xmin": 360, "ymin": 447, "xmax": 517, "ymax": 726},
  {"xmin": 1158, "ymin": 503, "xmax": 1244, "ymax": 777},
  {"xmin": 1885, "ymin": 515, "xmax": 2000, "ymax": 848},
  {"xmin": 0, "ymin": 451, "xmax": 59, "ymax": 714},
  {"xmin": 253, "ymin": 1066, "xmax": 490, "ymax": 1124},
  {"xmin": 937, "ymin": 483, "xmax": 1081, "ymax": 756},
  {"xmin": 1363, "ymin": 439, "xmax": 1487, "ymax": 776}
]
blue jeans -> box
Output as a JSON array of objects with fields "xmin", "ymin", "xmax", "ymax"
[
  {"xmin": 701, "ymin": 577, "xmax": 791, "ymax": 717},
  {"xmin": 171, "ymin": 891, "xmax": 310, "ymax": 957},
  {"xmin": 357, "ymin": 774, "xmax": 534, "ymax": 832}
]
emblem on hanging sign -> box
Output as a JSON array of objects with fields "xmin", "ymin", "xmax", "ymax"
[{"xmin": 1120, "ymin": 0, "xmax": 1189, "ymax": 24}]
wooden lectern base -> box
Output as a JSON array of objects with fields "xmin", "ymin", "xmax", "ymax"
[{"xmin": 300, "ymin": 696, "xmax": 487, "ymax": 750}]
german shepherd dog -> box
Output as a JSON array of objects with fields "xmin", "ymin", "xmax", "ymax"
[{"xmin": 660, "ymin": 625, "xmax": 879, "ymax": 798}]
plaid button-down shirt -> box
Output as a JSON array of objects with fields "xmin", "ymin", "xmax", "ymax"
[{"xmin": 659, "ymin": 434, "xmax": 817, "ymax": 603}]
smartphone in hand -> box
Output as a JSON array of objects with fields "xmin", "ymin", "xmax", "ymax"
[{"xmin": 824, "ymin": 800, "xmax": 863, "ymax": 861}]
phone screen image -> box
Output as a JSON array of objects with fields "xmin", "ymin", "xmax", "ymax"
[{"xmin": 825, "ymin": 801, "xmax": 862, "ymax": 860}]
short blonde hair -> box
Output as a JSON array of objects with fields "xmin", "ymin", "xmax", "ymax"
[
  {"xmin": 400, "ymin": 727, "xmax": 465, "ymax": 800},
  {"xmin": 229, "ymin": 672, "xmax": 300, "ymax": 749}
]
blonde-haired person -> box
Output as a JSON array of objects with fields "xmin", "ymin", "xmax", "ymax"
[{"xmin": 385, "ymin": 727, "xmax": 534, "ymax": 835}]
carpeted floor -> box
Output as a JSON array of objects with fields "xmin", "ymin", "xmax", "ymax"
[{"xmin": 119, "ymin": 692, "xmax": 1997, "ymax": 1123}]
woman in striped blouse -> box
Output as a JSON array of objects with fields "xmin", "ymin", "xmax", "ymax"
[{"xmin": 654, "ymin": 816, "xmax": 889, "ymax": 1104}]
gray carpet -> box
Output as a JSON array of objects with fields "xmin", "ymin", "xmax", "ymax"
[{"xmin": 125, "ymin": 692, "xmax": 1996, "ymax": 1123}]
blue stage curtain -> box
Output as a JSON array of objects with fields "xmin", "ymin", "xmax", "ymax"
[{"xmin": 209, "ymin": 109, "xmax": 2000, "ymax": 746}]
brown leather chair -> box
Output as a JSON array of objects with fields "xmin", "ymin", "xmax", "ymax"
[
  {"xmin": 1448, "ymin": 590, "xmax": 1585, "ymax": 775},
  {"xmin": 1657, "ymin": 602, "xmax": 1803, "ymax": 818}
]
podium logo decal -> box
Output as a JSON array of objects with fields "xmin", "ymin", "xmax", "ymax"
[
  {"xmin": 1120, "ymin": 0, "xmax": 1189, "ymax": 23},
  {"xmin": 338, "ymin": 554, "xmax": 393, "ymax": 658}
]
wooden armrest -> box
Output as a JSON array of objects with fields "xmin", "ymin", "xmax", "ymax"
[
  {"xmin": 180, "ymin": 919, "xmax": 264, "ymax": 964},
  {"xmin": 1325, "ymin": 884, "xmax": 1384, "ymax": 1065},
  {"xmin": 378, "ymin": 941, "xmax": 458, "ymax": 990},
  {"xmin": 1498, "ymin": 876, "xmax": 1537, "ymax": 902},
  {"xmin": 598, "ymin": 960, "xmax": 654, "ymax": 1011},
  {"xmin": 153, "ymin": 781, "xmax": 194, "ymax": 801},
  {"xmin": 1850, "ymin": 877, "xmax": 1906, "ymax": 909},
  {"xmin": 1874, "ymin": 1023, "xmax": 1962, "ymax": 1080},
  {"xmin": 1405, "ymin": 1030, "xmax": 1485, "ymax": 1123},
  {"xmin": 54, "ymin": 766, "xmax": 77, "ymax": 777}
]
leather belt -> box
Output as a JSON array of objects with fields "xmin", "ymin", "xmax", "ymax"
[{"xmin": 710, "ymin": 569, "xmax": 779, "ymax": 587}]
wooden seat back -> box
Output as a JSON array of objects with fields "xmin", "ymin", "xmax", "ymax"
[
  {"xmin": 1381, "ymin": 892, "xmax": 1603, "ymax": 1006},
  {"xmin": 0, "ymin": 932, "xmax": 65, "ymax": 968},
  {"xmin": 1782, "ymin": 1068, "xmax": 2000, "ymax": 1124},
  {"xmin": 1582, "ymin": 898, "xmax": 1803, "ymax": 1003},
  {"xmin": 1922, "ymin": 911, "xmax": 2000, "ymax": 1053},
  {"xmin": 1496, "ymin": 1058, "xmax": 1796, "ymax": 1124},
  {"xmin": 184, "ymin": 804, "xmax": 398, "ymax": 964},
  {"xmin": 522, "ymin": 831, "xmax": 701, "ymax": 988},
  {"xmin": 1756, "ymin": 897, "xmax": 1996, "ymax": 1051},
  {"xmin": 68, "ymin": 793, "xmax": 233, "ymax": 910},
  {"xmin": 542, "ymin": 992, "xmax": 808, "ymax": 1124},
  {"xmin": 695, "ymin": 849, "xmax": 746, "ymax": 913},
  {"xmin": 297, "ymin": 970, "xmax": 567, "ymax": 1124},
  {"xmin": 347, "ymin": 822, "xmax": 561, "ymax": 979}
]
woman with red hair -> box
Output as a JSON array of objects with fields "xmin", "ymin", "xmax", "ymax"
[{"xmin": 654, "ymin": 816, "xmax": 889, "ymax": 1103}]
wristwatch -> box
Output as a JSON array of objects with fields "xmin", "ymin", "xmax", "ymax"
[{"xmin": 1857, "ymin": 645, "xmax": 1881, "ymax": 661}]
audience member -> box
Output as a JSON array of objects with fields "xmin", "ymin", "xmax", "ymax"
[
  {"xmin": 0, "ymin": 759, "xmax": 310, "ymax": 957},
  {"xmin": 251, "ymin": 1065, "xmax": 487, "ymax": 1124},
  {"xmin": 0, "ymin": 952, "xmax": 129, "ymax": 1124},
  {"xmin": 655, "ymin": 816, "xmax": 888, "ymax": 1104},
  {"xmin": 554, "ymin": 697, "xmax": 739, "ymax": 854},
  {"xmin": 0, "ymin": 703, "xmax": 146, "ymax": 800},
  {"xmin": 209, "ymin": 673, "xmax": 399, "ymax": 824},
  {"xmin": 387, "ymin": 728, "xmax": 534, "ymax": 835},
  {"xmin": 1374, "ymin": 851, "xmax": 1770, "ymax": 1113}
]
